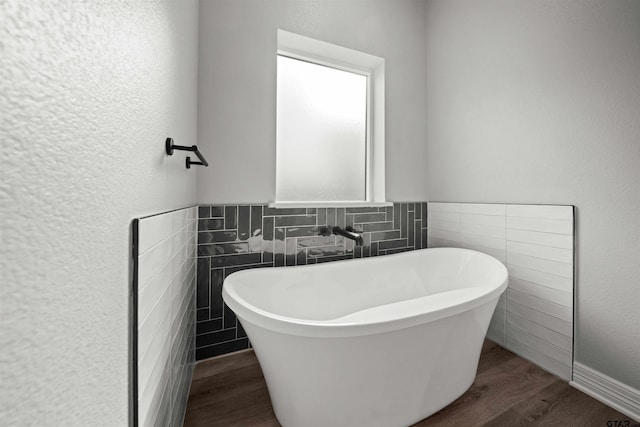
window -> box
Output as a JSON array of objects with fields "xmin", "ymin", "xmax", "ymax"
[{"xmin": 274, "ymin": 30, "xmax": 386, "ymax": 207}]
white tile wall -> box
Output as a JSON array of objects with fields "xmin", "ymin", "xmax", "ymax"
[
  {"xmin": 134, "ymin": 206, "xmax": 197, "ymax": 427},
  {"xmin": 427, "ymin": 202, "xmax": 574, "ymax": 381}
]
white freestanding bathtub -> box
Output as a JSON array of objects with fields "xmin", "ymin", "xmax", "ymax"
[{"xmin": 222, "ymin": 247, "xmax": 508, "ymax": 427}]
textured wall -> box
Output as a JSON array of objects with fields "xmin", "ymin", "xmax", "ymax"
[
  {"xmin": 197, "ymin": 0, "xmax": 428, "ymax": 203},
  {"xmin": 425, "ymin": 0, "xmax": 640, "ymax": 389},
  {"xmin": 0, "ymin": 1, "xmax": 199, "ymax": 425}
]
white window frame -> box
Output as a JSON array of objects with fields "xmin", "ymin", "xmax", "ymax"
[{"xmin": 271, "ymin": 29, "xmax": 388, "ymax": 208}]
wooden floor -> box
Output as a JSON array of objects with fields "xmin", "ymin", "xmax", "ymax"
[{"xmin": 184, "ymin": 340, "xmax": 634, "ymax": 426}]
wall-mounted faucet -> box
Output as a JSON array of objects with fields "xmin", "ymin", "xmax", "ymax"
[
  {"xmin": 318, "ymin": 226, "xmax": 364, "ymax": 246},
  {"xmin": 332, "ymin": 226, "xmax": 364, "ymax": 246}
]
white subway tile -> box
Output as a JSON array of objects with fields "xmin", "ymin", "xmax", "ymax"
[
  {"xmin": 428, "ymin": 210, "xmax": 461, "ymax": 223},
  {"xmin": 509, "ymin": 265, "xmax": 573, "ymax": 293},
  {"xmin": 459, "ymin": 203, "xmax": 506, "ymax": 216},
  {"xmin": 507, "ymin": 288, "xmax": 572, "ymax": 322},
  {"xmin": 461, "ymin": 213, "xmax": 505, "ymax": 227},
  {"xmin": 138, "ymin": 229, "xmax": 191, "ymax": 289},
  {"xmin": 461, "ymin": 222, "xmax": 506, "ymax": 239},
  {"xmin": 505, "ymin": 335, "xmax": 572, "ymax": 381},
  {"xmin": 136, "ymin": 206, "xmax": 196, "ymax": 427},
  {"xmin": 139, "ymin": 360, "xmax": 171, "ymax": 427},
  {"xmin": 427, "ymin": 218, "xmax": 461, "ymax": 232},
  {"xmin": 138, "ymin": 286, "xmax": 172, "ymax": 360},
  {"xmin": 427, "ymin": 235, "xmax": 461, "ymax": 248},
  {"xmin": 507, "ymin": 216, "xmax": 573, "ymax": 235},
  {"xmin": 506, "ymin": 324, "xmax": 572, "ymax": 366},
  {"xmin": 487, "ymin": 323, "xmax": 505, "ymax": 346},
  {"xmin": 507, "ymin": 204, "xmax": 573, "ymax": 220},
  {"xmin": 461, "ymin": 232, "xmax": 506, "ymax": 251},
  {"xmin": 507, "ymin": 241, "xmax": 573, "ymax": 264},
  {"xmin": 138, "ymin": 235, "xmax": 176, "ymax": 287},
  {"xmin": 507, "ymin": 312, "xmax": 572, "ymax": 351},
  {"xmin": 507, "ymin": 300, "xmax": 573, "ymax": 336},
  {"xmin": 507, "ymin": 228, "xmax": 573, "ymax": 249},
  {"xmin": 428, "ymin": 228, "xmax": 462, "ymax": 243},
  {"xmin": 508, "ymin": 278, "xmax": 573, "ymax": 308},
  {"xmin": 138, "ymin": 323, "xmax": 172, "ymax": 399},
  {"xmin": 507, "ymin": 252, "xmax": 573, "ymax": 279},
  {"xmin": 138, "ymin": 214, "xmax": 173, "ymax": 255},
  {"xmin": 171, "ymin": 207, "xmax": 192, "ymax": 232},
  {"xmin": 138, "ymin": 261, "xmax": 173, "ymax": 326}
]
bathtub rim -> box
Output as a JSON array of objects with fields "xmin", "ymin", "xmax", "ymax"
[{"xmin": 222, "ymin": 247, "xmax": 508, "ymax": 338}]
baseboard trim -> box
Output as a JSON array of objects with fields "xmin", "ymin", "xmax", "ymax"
[{"xmin": 570, "ymin": 362, "xmax": 640, "ymax": 422}]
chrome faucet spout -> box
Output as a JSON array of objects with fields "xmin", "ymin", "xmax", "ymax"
[{"xmin": 332, "ymin": 226, "xmax": 364, "ymax": 246}]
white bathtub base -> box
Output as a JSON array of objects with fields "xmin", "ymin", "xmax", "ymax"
[
  {"xmin": 223, "ymin": 248, "xmax": 508, "ymax": 427},
  {"xmin": 244, "ymin": 300, "xmax": 497, "ymax": 427}
]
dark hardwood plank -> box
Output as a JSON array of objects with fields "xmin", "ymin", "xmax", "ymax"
[
  {"xmin": 485, "ymin": 379, "xmax": 633, "ymax": 426},
  {"xmin": 187, "ymin": 363, "xmax": 266, "ymax": 412},
  {"xmin": 184, "ymin": 386, "xmax": 278, "ymax": 427},
  {"xmin": 412, "ymin": 352, "xmax": 557, "ymax": 426},
  {"xmin": 183, "ymin": 340, "xmax": 635, "ymax": 427},
  {"xmin": 184, "ymin": 351, "xmax": 279, "ymax": 426},
  {"xmin": 477, "ymin": 339, "xmax": 517, "ymax": 375},
  {"xmin": 191, "ymin": 348, "xmax": 256, "ymax": 381}
]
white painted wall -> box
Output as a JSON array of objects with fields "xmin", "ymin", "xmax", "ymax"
[
  {"xmin": 425, "ymin": 0, "xmax": 640, "ymax": 389},
  {"xmin": 197, "ymin": 0, "xmax": 428, "ymax": 204},
  {"xmin": 0, "ymin": 1, "xmax": 199, "ymax": 425}
]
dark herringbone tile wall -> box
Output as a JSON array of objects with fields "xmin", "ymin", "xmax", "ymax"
[{"xmin": 195, "ymin": 203, "xmax": 428, "ymax": 360}]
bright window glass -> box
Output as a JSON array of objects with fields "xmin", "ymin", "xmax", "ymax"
[{"xmin": 276, "ymin": 55, "xmax": 368, "ymax": 202}]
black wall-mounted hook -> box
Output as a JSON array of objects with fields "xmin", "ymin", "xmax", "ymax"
[
  {"xmin": 186, "ymin": 157, "xmax": 205, "ymax": 169},
  {"xmin": 165, "ymin": 137, "xmax": 209, "ymax": 169}
]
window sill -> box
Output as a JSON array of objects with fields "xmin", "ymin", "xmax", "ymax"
[{"xmin": 269, "ymin": 201, "xmax": 393, "ymax": 208}]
